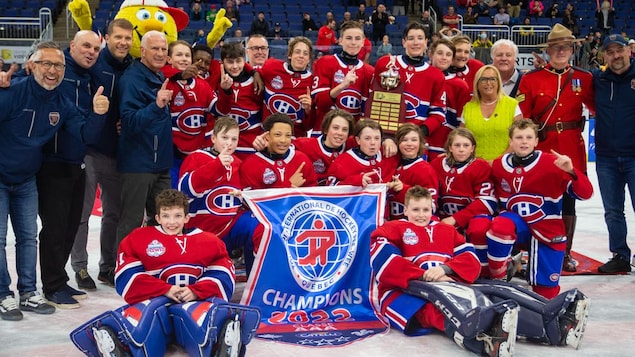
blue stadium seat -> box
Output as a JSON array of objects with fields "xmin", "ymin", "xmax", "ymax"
[{"xmin": 4, "ymin": 8, "xmax": 20, "ymax": 17}]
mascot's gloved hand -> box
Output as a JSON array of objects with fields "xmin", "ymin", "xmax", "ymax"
[
  {"xmin": 68, "ymin": 0, "xmax": 93, "ymax": 31},
  {"xmin": 207, "ymin": 8, "xmax": 233, "ymax": 48}
]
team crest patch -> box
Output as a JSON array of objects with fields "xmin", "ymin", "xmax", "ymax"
[
  {"xmin": 402, "ymin": 228, "xmax": 419, "ymax": 245},
  {"xmin": 146, "ymin": 239, "xmax": 166, "ymax": 257},
  {"xmin": 313, "ymin": 159, "xmax": 326, "ymax": 174},
  {"xmin": 272, "ymin": 75, "xmax": 284, "ymax": 90},
  {"xmin": 263, "ymin": 168, "xmax": 277, "ymax": 185},
  {"xmin": 173, "ymin": 92, "xmax": 185, "ymax": 106},
  {"xmin": 49, "ymin": 112, "xmax": 60, "ymax": 126},
  {"xmin": 334, "ymin": 69, "xmax": 345, "ymax": 84},
  {"xmin": 500, "ymin": 178, "xmax": 512, "ymax": 193}
]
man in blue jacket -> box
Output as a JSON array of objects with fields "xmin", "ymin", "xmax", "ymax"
[
  {"xmin": 36, "ymin": 30, "xmax": 103, "ymax": 309},
  {"xmin": 0, "ymin": 41, "xmax": 109, "ymax": 321},
  {"xmin": 594, "ymin": 34, "xmax": 635, "ymax": 274},
  {"xmin": 71, "ymin": 18, "xmax": 134, "ymax": 291},
  {"xmin": 115, "ymin": 31, "xmax": 173, "ymax": 246}
]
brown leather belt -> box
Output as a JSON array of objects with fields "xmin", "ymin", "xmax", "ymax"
[{"xmin": 542, "ymin": 121, "xmax": 582, "ymax": 133}]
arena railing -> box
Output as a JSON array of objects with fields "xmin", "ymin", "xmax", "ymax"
[{"xmin": 0, "ymin": 8, "xmax": 53, "ymax": 42}]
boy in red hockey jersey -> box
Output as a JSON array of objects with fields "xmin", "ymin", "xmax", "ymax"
[
  {"xmin": 292, "ymin": 109, "xmax": 355, "ymax": 185},
  {"xmin": 488, "ymin": 119, "xmax": 593, "ymax": 298},
  {"xmin": 326, "ymin": 119, "xmax": 398, "ymax": 187},
  {"xmin": 179, "ymin": 117, "xmax": 263, "ymax": 274},
  {"xmin": 70, "ymin": 189, "xmax": 260, "ymax": 357},
  {"xmin": 370, "ymin": 186, "xmax": 518, "ymax": 356},
  {"xmin": 259, "ymin": 37, "xmax": 314, "ymax": 138},
  {"xmin": 386, "ymin": 123, "xmax": 439, "ymax": 220},
  {"xmin": 240, "ymin": 113, "xmax": 318, "ymax": 189},
  {"xmin": 163, "ymin": 40, "xmax": 233, "ymax": 186},
  {"xmin": 220, "ymin": 42, "xmax": 265, "ymax": 159},
  {"xmin": 312, "ymin": 20, "xmax": 374, "ymax": 132},
  {"xmin": 431, "ymin": 128, "xmax": 498, "ymax": 276},
  {"xmin": 372, "ymin": 22, "xmax": 446, "ymax": 138}
]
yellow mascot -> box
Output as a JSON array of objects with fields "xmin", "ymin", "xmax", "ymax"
[{"xmin": 68, "ymin": 0, "xmax": 232, "ymax": 58}]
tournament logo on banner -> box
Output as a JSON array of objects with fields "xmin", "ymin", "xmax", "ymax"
[{"xmin": 241, "ymin": 185, "xmax": 389, "ymax": 346}]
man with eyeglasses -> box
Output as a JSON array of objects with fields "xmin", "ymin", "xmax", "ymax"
[
  {"xmin": 35, "ymin": 30, "xmax": 104, "ymax": 310},
  {"xmin": 0, "ymin": 41, "xmax": 109, "ymax": 321},
  {"xmin": 593, "ymin": 34, "xmax": 635, "ymax": 274},
  {"xmin": 516, "ymin": 23, "xmax": 595, "ymax": 275},
  {"xmin": 245, "ymin": 34, "xmax": 269, "ymax": 68}
]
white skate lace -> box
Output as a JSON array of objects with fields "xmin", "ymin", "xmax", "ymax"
[
  {"xmin": 93, "ymin": 327, "xmax": 116, "ymax": 355},
  {"xmin": 224, "ymin": 314, "xmax": 241, "ymax": 357}
]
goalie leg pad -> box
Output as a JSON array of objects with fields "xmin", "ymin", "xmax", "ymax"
[
  {"xmin": 406, "ymin": 280, "xmax": 515, "ymax": 338},
  {"xmin": 70, "ymin": 297, "xmax": 173, "ymax": 357},
  {"xmin": 169, "ymin": 297, "xmax": 261, "ymax": 357}
]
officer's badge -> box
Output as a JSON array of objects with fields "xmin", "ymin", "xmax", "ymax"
[{"xmin": 571, "ymin": 79, "xmax": 582, "ymax": 93}]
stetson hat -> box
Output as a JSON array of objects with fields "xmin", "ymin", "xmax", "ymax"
[{"xmin": 539, "ymin": 23, "xmax": 583, "ymax": 47}]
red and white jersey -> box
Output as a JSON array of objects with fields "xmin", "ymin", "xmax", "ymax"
[
  {"xmin": 260, "ymin": 58, "xmax": 314, "ymax": 137},
  {"xmin": 431, "ymin": 156, "xmax": 497, "ymax": 228},
  {"xmin": 178, "ymin": 149, "xmax": 244, "ymax": 237},
  {"xmin": 326, "ymin": 147, "xmax": 398, "ymax": 186},
  {"xmin": 387, "ymin": 156, "xmax": 439, "ymax": 220},
  {"xmin": 312, "ymin": 54, "xmax": 374, "ymax": 130},
  {"xmin": 452, "ymin": 58, "xmax": 484, "ymax": 94},
  {"xmin": 491, "ymin": 151, "xmax": 593, "ymax": 243},
  {"xmin": 167, "ymin": 77, "xmax": 232, "ymax": 155},
  {"xmin": 426, "ymin": 74, "xmax": 471, "ymax": 159},
  {"xmin": 370, "ymin": 220, "xmax": 481, "ymax": 292},
  {"xmin": 372, "ymin": 55, "xmax": 446, "ymax": 134},
  {"xmin": 115, "ymin": 226, "xmax": 235, "ymax": 305},
  {"xmin": 225, "ymin": 75, "xmax": 265, "ymax": 160},
  {"xmin": 239, "ymin": 146, "xmax": 318, "ymax": 189},
  {"xmin": 292, "ymin": 135, "xmax": 347, "ymax": 185}
]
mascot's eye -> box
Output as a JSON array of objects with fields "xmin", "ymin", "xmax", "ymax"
[
  {"xmin": 155, "ymin": 12, "xmax": 167, "ymax": 23},
  {"xmin": 136, "ymin": 9, "xmax": 151, "ymax": 21}
]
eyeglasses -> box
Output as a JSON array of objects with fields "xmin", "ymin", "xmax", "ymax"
[
  {"xmin": 247, "ymin": 46, "xmax": 269, "ymax": 52},
  {"xmin": 550, "ymin": 44, "xmax": 573, "ymax": 52},
  {"xmin": 478, "ymin": 76, "xmax": 498, "ymax": 83},
  {"xmin": 34, "ymin": 61, "xmax": 65, "ymax": 71}
]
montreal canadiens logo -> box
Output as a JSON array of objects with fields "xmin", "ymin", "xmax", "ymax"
[
  {"xmin": 282, "ymin": 200, "xmax": 358, "ymax": 292},
  {"xmin": 507, "ymin": 194, "xmax": 546, "ymax": 224},
  {"xmin": 205, "ymin": 186, "xmax": 242, "ymax": 216},
  {"xmin": 176, "ymin": 108, "xmax": 207, "ymax": 135},
  {"xmin": 146, "ymin": 239, "xmax": 166, "ymax": 257},
  {"xmin": 265, "ymin": 93, "xmax": 302, "ymax": 119}
]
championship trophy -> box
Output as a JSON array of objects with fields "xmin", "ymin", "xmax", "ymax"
[{"xmin": 364, "ymin": 57, "xmax": 407, "ymax": 135}]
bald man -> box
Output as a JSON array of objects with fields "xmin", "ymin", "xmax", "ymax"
[{"xmin": 36, "ymin": 30, "xmax": 105, "ymax": 309}]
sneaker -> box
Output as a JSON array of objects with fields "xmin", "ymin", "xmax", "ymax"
[
  {"xmin": 562, "ymin": 254, "xmax": 577, "ymax": 272},
  {"xmin": 44, "ymin": 289, "xmax": 79, "ymax": 309},
  {"xmin": 559, "ymin": 293, "xmax": 591, "ymax": 349},
  {"xmin": 598, "ymin": 255, "xmax": 632, "ymax": 273},
  {"xmin": 92, "ymin": 326, "xmax": 130, "ymax": 357},
  {"xmin": 215, "ymin": 314, "xmax": 242, "ymax": 357},
  {"xmin": 76, "ymin": 268, "xmax": 97, "ymax": 291},
  {"xmin": 64, "ymin": 284, "xmax": 88, "ymax": 300},
  {"xmin": 0, "ymin": 295, "xmax": 23, "ymax": 321},
  {"xmin": 20, "ymin": 291, "xmax": 56, "ymax": 314},
  {"xmin": 98, "ymin": 269, "xmax": 115, "ymax": 287},
  {"xmin": 478, "ymin": 304, "xmax": 518, "ymax": 357}
]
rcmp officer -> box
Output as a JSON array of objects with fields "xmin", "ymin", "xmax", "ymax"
[{"xmin": 516, "ymin": 23, "xmax": 596, "ymax": 272}]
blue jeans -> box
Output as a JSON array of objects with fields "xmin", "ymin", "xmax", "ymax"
[
  {"xmin": 0, "ymin": 177, "xmax": 39, "ymax": 298},
  {"xmin": 596, "ymin": 155, "xmax": 635, "ymax": 260}
]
